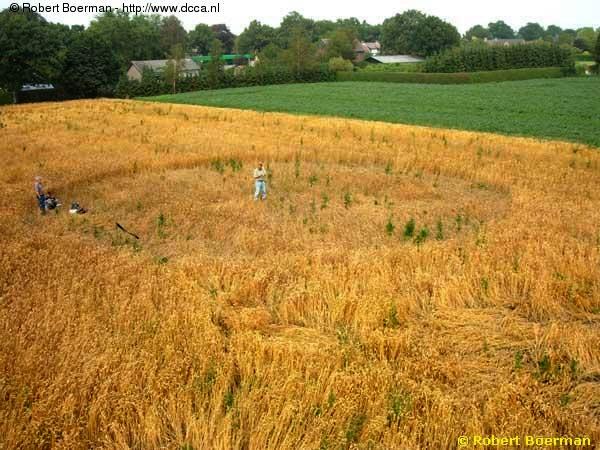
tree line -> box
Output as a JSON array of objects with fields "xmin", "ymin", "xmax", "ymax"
[
  {"xmin": 0, "ymin": 8, "xmax": 598, "ymax": 103},
  {"xmin": 465, "ymin": 21, "xmax": 599, "ymax": 52}
]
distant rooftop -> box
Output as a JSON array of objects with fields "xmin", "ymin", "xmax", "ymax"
[
  {"xmin": 366, "ymin": 55, "xmax": 425, "ymax": 64},
  {"xmin": 484, "ymin": 38, "xmax": 526, "ymax": 46},
  {"xmin": 192, "ymin": 54, "xmax": 254, "ymax": 63},
  {"xmin": 130, "ymin": 59, "xmax": 200, "ymax": 72},
  {"xmin": 21, "ymin": 84, "xmax": 55, "ymax": 91},
  {"xmin": 354, "ymin": 41, "xmax": 381, "ymax": 54}
]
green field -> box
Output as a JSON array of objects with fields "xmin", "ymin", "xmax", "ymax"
[{"xmin": 144, "ymin": 77, "xmax": 600, "ymax": 147}]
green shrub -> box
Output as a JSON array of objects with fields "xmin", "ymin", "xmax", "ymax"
[
  {"xmin": 385, "ymin": 216, "xmax": 395, "ymax": 236},
  {"xmin": 575, "ymin": 51, "xmax": 594, "ymax": 62},
  {"xmin": 328, "ymin": 57, "xmax": 354, "ymax": 72},
  {"xmin": 387, "ymin": 390, "xmax": 411, "ymax": 424},
  {"xmin": 403, "ymin": 218, "xmax": 416, "ymax": 238},
  {"xmin": 210, "ymin": 158, "xmax": 226, "ymax": 174},
  {"xmin": 343, "ymin": 191, "xmax": 352, "ymax": 209},
  {"xmin": 435, "ymin": 219, "xmax": 444, "ymax": 240},
  {"xmin": 337, "ymin": 67, "xmax": 564, "ymax": 84},
  {"xmin": 414, "ymin": 227, "xmax": 429, "ymax": 244},
  {"xmin": 575, "ymin": 63, "xmax": 588, "ymax": 76}
]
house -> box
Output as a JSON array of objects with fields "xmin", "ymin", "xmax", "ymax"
[
  {"xmin": 483, "ymin": 38, "xmax": 526, "ymax": 47},
  {"xmin": 317, "ymin": 39, "xmax": 381, "ymax": 62},
  {"xmin": 357, "ymin": 41, "xmax": 381, "ymax": 55},
  {"xmin": 365, "ymin": 55, "xmax": 425, "ymax": 64},
  {"xmin": 127, "ymin": 59, "xmax": 201, "ymax": 81},
  {"xmin": 354, "ymin": 41, "xmax": 381, "ymax": 62}
]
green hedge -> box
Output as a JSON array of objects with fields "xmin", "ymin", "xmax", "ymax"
[
  {"xmin": 359, "ymin": 62, "xmax": 424, "ymax": 73},
  {"xmin": 337, "ymin": 67, "xmax": 565, "ymax": 84},
  {"xmin": 423, "ymin": 42, "xmax": 574, "ymax": 73},
  {"xmin": 0, "ymin": 88, "xmax": 66, "ymax": 104},
  {"xmin": 116, "ymin": 66, "xmax": 335, "ymax": 98}
]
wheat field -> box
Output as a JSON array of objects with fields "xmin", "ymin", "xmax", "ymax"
[{"xmin": 0, "ymin": 100, "xmax": 599, "ymax": 449}]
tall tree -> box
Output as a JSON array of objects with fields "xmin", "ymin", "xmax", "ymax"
[
  {"xmin": 236, "ymin": 20, "xmax": 275, "ymax": 54},
  {"xmin": 381, "ymin": 10, "xmax": 425, "ymax": 54},
  {"xmin": 207, "ymin": 39, "xmax": 224, "ymax": 88},
  {"xmin": 88, "ymin": 12, "xmax": 162, "ymax": 70},
  {"xmin": 518, "ymin": 22, "xmax": 545, "ymax": 41},
  {"xmin": 325, "ymin": 28, "xmax": 357, "ymax": 60},
  {"xmin": 130, "ymin": 15, "xmax": 163, "ymax": 59},
  {"xmin": 59, "ymin": 31, "xmax": 119, "ymax": 98},
  {"xmin": 488, "ymin": 21, "xmax": 515, "ymax": 39},
  {"xmin": 358, "ymin": 21, "xmax": 381, "ymax": 42},
  {"xmin": 314, "ymin": 19, "xmax": 336, "ymax": 40},
  {"xmin": 314, "ymin": 17, "xmax": 380, "ymax": 43},
  {"xmin": 575, "ymin": 27, "xmax": 598, "ymax": 52},
  {"xmin": 332, "ymin": 17, "xmax": 362, "ymax": 41},
  {"xmin": 557, "ymin": 32, "xmax": 574, "ymax": 46},
  {"xmin": 53, "ymin": 22, "xmax": 81, "ymax": 47},
  {"xmin": 160, "ymin": 15, "xmax": 187, "ymax": 54},
  {"xmin": 545, "ymin": 25, "xmax": 562, "ymax": 41},
  {"xmin": 573, "ymin": 37, "xmax": 589, "ymax": 51},
  {"xmin": 595, "ymin": 33, "xmax": 600, "ymax": 67},
  {"xmin": 465, "ymin": 25, "xmax": 491, "ymax": 41},
  {"xmin": 281, "ymin": 28, "xmax": 317, "ymax": 75},
  {"xmin": 0, "ymin": 9, "xmax": 65, "ymax": 102},
  {"xmin": 164, "ymin": 44, "xmax": 185, "ymax": 93},
  {"xmin": 188, "ymin": 23, "xmax": 214, "ymax": 54},
  {"xmin": 256, "ymin": 43, "xmax": 284, "ymax": 68},
  {"xmin": 278, "ymin": 11, "xmax": 316, "ymax": 48},
  {"xmin": 211, "ymin": 24, "xmax": 235, "ymax": 53},
  {"xmin": 558, "ymin": 29, "xmax": 577, "ymax": 46},
  {"xmin": 381, "ymin": 10, "xmax": 459, "ymax": 56},
  {"xmin": 419, "ymin": 15, "xmax": 460, "ymax": 55}
]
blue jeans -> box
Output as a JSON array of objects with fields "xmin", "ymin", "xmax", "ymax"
[
  {"xmin": 37, "ymin": 194, "xmax": 46, "ymax": 213},
  {"xmin": 254, "ymin": 180, "xmax": 267, "ymax": 200}
]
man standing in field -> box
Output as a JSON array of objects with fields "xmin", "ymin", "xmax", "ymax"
[
  {"xmin": 253, "ymin": 162, "xmax": 267, "ymax": 201},
  {"xmin": 34, "ymin": 176, "xmax": 46, "ymax": 215}
]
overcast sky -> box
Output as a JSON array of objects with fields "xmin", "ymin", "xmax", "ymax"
[{"xmin": 1, "ymin": 0, "xmax": 598, "ymax": 34}]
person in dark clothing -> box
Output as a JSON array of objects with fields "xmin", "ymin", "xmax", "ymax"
[{"xmin": 45, "ymin": 191, "xmax": 61, "ymax": 210}]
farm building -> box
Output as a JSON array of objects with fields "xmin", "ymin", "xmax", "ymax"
[
  {"xmin": 318, "ymin": 40, "xmax": 381, "ymax": 62},
  {"xmin": 127, "ymin": 59, "xmax": 201, "ymax": 81},
  {"xmin": 353, "ymin": 41, "xmax": 381, "ymax": 61},
  {"xmin": 365, "ymin": 55, "xmax": 426, "ymax": 64}
]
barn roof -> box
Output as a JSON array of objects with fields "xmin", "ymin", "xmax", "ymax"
[{"xmin": 366, "ymin": 55, "xmax": 425, "ymax": 64}]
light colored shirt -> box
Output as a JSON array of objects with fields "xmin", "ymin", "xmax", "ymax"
[
  {"xmin": 254, "ymin": 168, "xmax": 266, "ymax": 181},
  {"xmin": 34, "ymin": 181, "xmax": 44, "ymax": 196}
]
